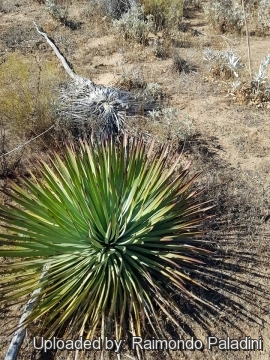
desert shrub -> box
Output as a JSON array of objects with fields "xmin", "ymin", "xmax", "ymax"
[
  {"xmin": 204, "ymin": 48, "xmax": 270, "ymax": 106},
  {"xmin": 149, "ymin": 36, "xmax": 171, "ymax": 59},
  {"xmin": 234, "ymin": 54, "xmax": 270, "ymax": 105},
  {"xmin": 258, "ymin": 0, "xmax": 270, "ymax": 28},
  {"xmin": 253, "ymin": 54, "xmax": 270, "ymax": 86},
  {"xmin": 184, "ymin": 0, "xmax": 201, "ymax": 8},
  {"xmin": 113, "ymin": 5, "xmax": 154, "ymax": 43},
  {"xmin": 0, "ymin": 52, "xmax": 61, "ymax": 145},
  {"xmin": 204, "ymin": 0, "xmax": 247, "ymax": 33},
  {"xmin": 148, "ymin": 107, "xmax": 195, "ymax": 144},
  {"xmin": 45, "ymin": 0, "xmax": 69, "ymax": 23},
  {"xmin": 140, "ymin": 0, "xmax": 184, "ymax": 31},
  {"xmin": 144, "ymin": 82, "xmax": 163, "ymax": 98},
  {"xmin": 97, "ymin": 0, "xmax": 138, "ymax": 19},
  {"xmin": 115, "ymin": 64, "xmax": 147, "ymax": 89},
  {"xmin": 0, "ymin": 135, "xmax": 211, "ymax": 341},
  {"xmin": 203, "ymin": 48, "xmax": 244, "ymax": 80}
]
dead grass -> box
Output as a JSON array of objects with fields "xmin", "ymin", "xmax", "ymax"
[{"xmin": 0, "ymin": 1, "xmax": 269, "ymax": 359}]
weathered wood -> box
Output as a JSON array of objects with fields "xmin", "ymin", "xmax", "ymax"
[
  {"xmin": 34, "ymin": 21, "xmax": 79, "ymax": 81},
  {"xmin": 4, "ymin": 266, "xmax": 48, "ymax": 360}
]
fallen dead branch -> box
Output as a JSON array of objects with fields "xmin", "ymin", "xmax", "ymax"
[{"xmin": 34, "ymin": 22, "xmax": 157, "ymax": 137}]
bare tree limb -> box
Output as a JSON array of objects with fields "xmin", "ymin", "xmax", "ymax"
[{"xmin": 34, "ymin": 21, "xmax": 80, "ymax": 81}]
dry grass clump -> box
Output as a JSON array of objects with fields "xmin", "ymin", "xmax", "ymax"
[
  {"xmin": 126, "ymin": 107, "xmax": 196, "ymax": 149},
  {"xmin": 149, "ymin": 35, "xmax": 172, "ymax": 59},
  {"xmin": 149, "ymin": 108, "xmax": 196, "ymax": 145},
  {"xmin": 44, "ymin": 0, "xmax": 82, "ymax": 30},
  {"xmin": 172, "ymin": 51, "xmax": 197, "ymax": 74},
  {"xmin": 115, "ymin": 64, "xmax": 147, "ymax": 90}
]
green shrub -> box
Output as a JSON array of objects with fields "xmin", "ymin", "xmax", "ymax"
[
  {"xmin": 140, "ymin": 0, "xmax": 184, "ymax": 31},
  {"xmin": 0, "ymin": 52, "xmax": 62, "ymax": 143},
  {"xmin": 0, "ymin": 135, "xmax": 211, "ymax": 340}
]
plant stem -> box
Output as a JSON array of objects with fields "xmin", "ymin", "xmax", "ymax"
[{"xmin": 241, "ymin": 0, "xmax": 252, "ymax": 76}]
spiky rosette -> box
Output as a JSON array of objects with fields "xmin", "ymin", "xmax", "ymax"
[
  {"xmin": 57, "ymin": 78, "xmax": 155, "ymax": 136},
  {"xmin": 0, "ymin": 134, "xmax": 212, "ymax": 340}
]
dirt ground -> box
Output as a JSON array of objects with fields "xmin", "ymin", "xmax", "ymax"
[{"xmin": 0, "ymin": 1, "xmax": 270, "ymax": 359}]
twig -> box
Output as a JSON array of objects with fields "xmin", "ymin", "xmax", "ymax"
[
  {"xmin": 217, "ymin": 34, "xmax": 238, "ymax": 47},
  {"xmin": 241, "ymin": 0, "xmax": 252, "ymax": 76},
  {"xmin": 4, "ymin": 265, "xmax": 49, "ymax": 360},
  {"xmin": 0, "ymin": 124, "xmax": 55, "ymax": 158}
]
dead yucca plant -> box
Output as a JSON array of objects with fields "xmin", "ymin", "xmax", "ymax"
[{"xmin": 35, "ymin": 23, "xmax": 158, "ymax": 137}]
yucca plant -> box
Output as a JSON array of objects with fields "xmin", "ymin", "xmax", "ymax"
[{"xmin": 0, "ymin": 134, "xmax": 211, "ymax": 342}]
